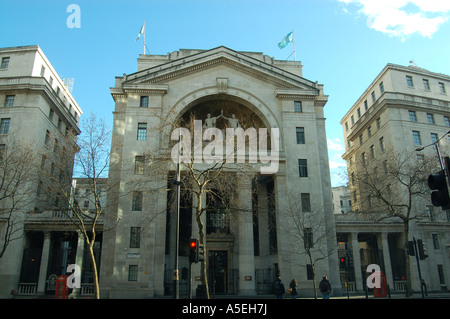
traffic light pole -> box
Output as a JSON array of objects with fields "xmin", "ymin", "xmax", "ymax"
[
  {"xmin": 173, "ymin": 128, "xmax": 181, "ymax": 299},
  {"xmin": 413, "ymin": 237, "xmax": 425, "ymax": 299}
]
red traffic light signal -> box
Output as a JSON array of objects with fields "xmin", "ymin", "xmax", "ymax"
[{"xmin": 189, "ymin": 239, "xmax": 199, "ymax": 263}]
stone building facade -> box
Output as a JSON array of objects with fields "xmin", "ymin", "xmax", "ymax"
[
  {"xmin": 0, "ymin": 45, "xmax": 84, "ymax": 298},
  {"xmin": 100, "ymin": 46, "xmax": 340, "ymax": 298},
  {"xmin": 339, "ymin": 63, "xmax": 450, "ymax": 294}
]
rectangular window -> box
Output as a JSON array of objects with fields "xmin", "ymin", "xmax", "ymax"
[
  {"xmin": 294, "ymin": 101, "xmax": 302, "ymax": 112},
  {"xmin": 351, "ymin": 115, "xmax": 354, "ymax": 125},
  {"xmin": 367, "ymin": 125, "xmax": 372, "ymax": 137},
  {"xmin": 406, "ymin": 75, "xmax": 414, "ymax": 87},
  {"xmin": 379, "ymin": 137, "xmax": 385, "ymax": 152},
  {"xmin": 438, "ymin": 82, "xmax": 446, "ymax": 93},
  {"xmin": 140, "ymin": 96, "xmax": 149, "ymax": 107},
  {"xmin": 49, "ymin": 108, "xmax": 54, "ymax": 121},
  {"xmin": 357, "ymin": 107, "xmax": 361, "ymax": 118},
  {"xmin": 132, "ymin": 191, "xmax": 143, "ymax": 211},
  {"xmin": 135, "ymin": 156, "xmax": 145, "ymax": 174},
  {"xmin": 364, "ymin": 100, "xmax": 368, "ymax": 110},
  {"xmin": 432, "ymin": 234, "xmax": 440, "ymax": 250},
  {"xmin": 379, "ymin": 81, "xmax": 385, "ymax": 93},
  {"xmin": 45, "ymin": 129, "xmax": 51, "ymax": 145},
  {"xmin": 0, "ymin": 118, "xmax": 11, "ymax": 134},
  {"xmin": 296, "ymin": 127, "xmax": 305, "ymax": 144},
  {"xmin": 437, "ymin": 265, "xmax": 446, "ymax": 285},
  {"xmin": 412, "ymin": 130, "xmax": 421, "ymax": 146},
  {"xmin": 301, "ymin": 193, "xmax": 311, "ymax": 212},
  {"xmin": 298, "ymin": 159, "xmax": 308, "ymax": 177},
  {"xmin": 409, "ymin": 110, "xmax": 417, "ymax": 122},
  {"xmin": 4, "ymin": 95, "xmax": 15, "ymax": 107},
  {"xmin": 427, "ymin": 113, "xmax": 434, "ymax": 124},
  {"xmin": 40, "ymin": 65, "xmax": 45, "ymax": 77},
  {"xmin": 0, "ymin": 144, "xmax": 5, "ymax": 161},
  {"xmin": 130, "ymin": 227, "xmax": 141, "ymax": 248},
  {"xmin": 376, "ymin": 117, "xmax": 381, "ymax": 129},
  {"xmin": 370, "ymin": 145, "xmax": 375, "ymax": 159},
  {"xmin": 137, "ymin": 123, "xmax": 147, "ymax": 140},
  {"xmin": 423, "ymin": 79, "xmax": 430, "ymax": 90},
  {"xmin": 431, "ymin": 133, "xmax": 438, "ymax": 143},
  {"xmin": 0, "ymin": 57, "xmax": 10, "ymax": 69},
  {"xmin": 304, "ymin": 228, "xmax": 313, "ymax": 249},
  {"xmin": 444, "ymin": 116, "xmax": 450, "ymax": 127},
  {"xmin": 128, "ymin": 265, "xmax": 138, "ymax": 281},
  {"xmin": 306, "ymin": 264, "xmax": 314, "ymax": 280},
  {"xmin": 371, "ymin": 91, "xmax": 376, "ymax": 103}
]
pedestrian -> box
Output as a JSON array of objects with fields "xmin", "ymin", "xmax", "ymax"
[
  {"xmin": 319, "ymin": 275, "xmax": 332, "ymax": 299},
  {"xmin": 273, "ymin": 275, "xmax": 285, "ymax": 299},
  {"xmin": 289, "ymin": 279, "xmax": 298, "ymax": 299}
]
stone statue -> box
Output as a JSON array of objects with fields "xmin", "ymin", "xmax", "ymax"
[
  {"xmin": 203, "ymin": 112, "xmax": 220, "ymax": 129},
  {"xmin": 221, "ymin": 110, "xmax": 240, "ymax": 129}
]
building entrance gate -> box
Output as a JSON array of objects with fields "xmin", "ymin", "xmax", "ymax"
[{"xmin": 208, "ymin": 250, "xmax": 228, "ymax": 295}]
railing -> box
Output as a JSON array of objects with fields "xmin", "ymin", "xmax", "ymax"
[
  {"xmin": 341, "ymin": 282, "xmax": 357, "ymax": 293},
  {"xmin": 81, "ymin": 283, "xmax": 95, "ymax": 296},
  {"xmin": 17, "ymin": 283, "xmax": 38, "ymax": 295},
  {"xmin": 394, "ymin": 280, "xmax": 407, "ymax": 291}
]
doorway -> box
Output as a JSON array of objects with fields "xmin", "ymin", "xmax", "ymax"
[{"xmin": 208, "ymin": 250, "xmax": 228, "ymax": 295}]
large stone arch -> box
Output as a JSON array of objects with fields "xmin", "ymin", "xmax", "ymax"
[{"xmin": 168, "ymin": 86, "xmax": 280, "ymax": 131}]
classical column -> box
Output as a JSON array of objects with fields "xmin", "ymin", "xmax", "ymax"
[
  {"xmin": 381, "ymin": 232, "xmax": 394, "ymax": 290},
  {"xmin": 350, "ymin": 232, "xmax": 363, "ymax": 291},
  {"xmin": 70, "ymin": 231, "xmax": 85, "ymax": 297},
  {"xmin": 37, "ymin": 231, "xmax": 51, "ymax": 294},
  {"xmin": 237, "ymin": 177, "xmax": 256, "ymax": 295}
]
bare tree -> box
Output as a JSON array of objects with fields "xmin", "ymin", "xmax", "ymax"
[
  {"xmin": 351, "ymin": 148, "xmax": 437, "ymax": 295},
  {"xmin": 41, "ymin": 113, "xmax": 114, "ymax": 299},
  {"xmin": 145, "ymin": 110, "xmax": 266, "ymax": 299},
  {"xmin": 280, "ymin": 190, "xmax": 337, "ymax": 298},
  {"xmin": 0, "ymin": 136, "xmax": 37, "ymax": 260}
]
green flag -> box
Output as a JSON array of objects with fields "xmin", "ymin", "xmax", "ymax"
[{"xmin": 278, "ymin": 31, "xmax": 293, "ymax": 49}]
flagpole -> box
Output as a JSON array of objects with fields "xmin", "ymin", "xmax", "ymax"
[
  {"xmin": 143, "ymin": 21, "xmax": 146, "ymax": 55},
  {"xmin": 292, "ymin": 29, "xmax": 296, "ymax": 61}
]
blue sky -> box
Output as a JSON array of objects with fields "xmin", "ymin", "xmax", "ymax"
[{"xmin": 1, "ymin": 0, "xmax": 449, "ymax": 186}]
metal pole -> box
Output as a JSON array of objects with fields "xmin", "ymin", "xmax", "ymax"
[
  {"xmin": 413, "ymin": 237, "xmax": 425, "ymax": 299},
  {"xmin": 173, "ymin": 128, "xmax": 181, "ymax": 299}
]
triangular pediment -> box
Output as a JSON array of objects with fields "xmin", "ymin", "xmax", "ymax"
[{"xmin": 122, "ymin": 46, "xmax": 319, "ymax": 93}]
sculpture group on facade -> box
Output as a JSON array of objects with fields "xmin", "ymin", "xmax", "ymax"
[{"xmin": 203, "ymin": 110, "xmax": 240, "ymax": 129}]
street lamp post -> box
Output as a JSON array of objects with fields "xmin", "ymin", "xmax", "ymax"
[
  {"xmin": 173, "ymin": 128, "xmax": 182, "ymax": 299},
  {"xmin": 415, "ymin": 129, "xmax": 450, "ymax": 170}
]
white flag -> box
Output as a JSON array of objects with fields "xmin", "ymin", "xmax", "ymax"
[{"xmin": 136, "ymin": 21, "xmax": 145, "ymax": 41}]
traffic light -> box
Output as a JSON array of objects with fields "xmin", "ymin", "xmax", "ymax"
[
  {"xmin": 189, "ymin": 239, "xmax": 199, "ymax": 263},
  {"xmin": 198, "ymin": 242, "xmax": 205, "ymax": 262},
  {"xmin": 417, "ymin": 239, "xmax": 428, "ymax": 260},
  {"xmin": 339, "ymin": 256, "xmax": 348, "ymax": 270},
  {"xmin": 428, "ymin": 169, "xmax": 450, "ymax": 210},
  {"xmin": 407, "ymin": 241, "xmax": 415, "ymax": 256}
]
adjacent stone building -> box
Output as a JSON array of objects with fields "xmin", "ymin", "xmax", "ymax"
[
  {"xmin": 339, "ymin": 63, "xmax": 450, "ymax": 293},
  {"xmin": 100, "ymin": 46, "xmax": 340, "ymax": 298},
  {"xmin": 0, "ymin": 45, "xmax": 84, "ymax": 298}
]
